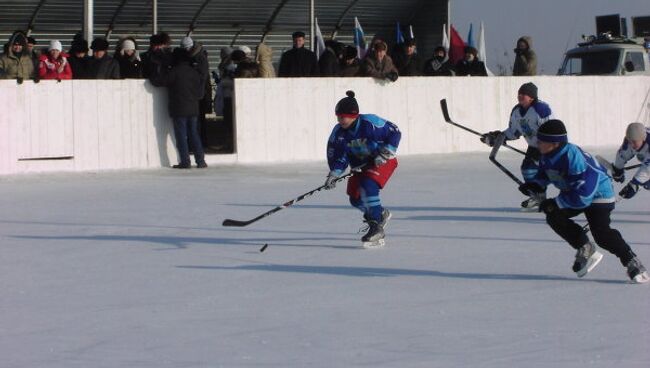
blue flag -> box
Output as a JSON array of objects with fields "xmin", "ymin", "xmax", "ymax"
[
  {"xmin": 396, "ymin": 22, "xmax": 404, "ymax": 44},
  {"xmin": 354, "ymin": 17, "xmax": 367, "ymax": 59},
  {"xmin": 467, "ymin": 23, "xmax": 475, "ymax": 48}
]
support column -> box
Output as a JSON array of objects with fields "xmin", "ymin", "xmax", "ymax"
[
  {"xmin": 83, "ymin": 0, "xmax": 94, "ymax": 42},
  {"xmin": 152, "ymin": 0, "xmax": 158, "ymax": 34},
  {"xmin": 310, "ymin": 0, "xmax": 315, "ymax": 51}
]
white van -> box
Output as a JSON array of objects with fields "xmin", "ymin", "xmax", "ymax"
[{"xmin": 558, "ymin": 35, "xmax": 650, "ymax": 76}]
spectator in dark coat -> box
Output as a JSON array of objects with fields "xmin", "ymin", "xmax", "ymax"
[
  {"xmin": 394, "ymin": 39, "xmax": 422, "ymax": 76},
  {"xmin": 339, "ymin": 46, "xmax": 361, "ymax": 77},
  {"xmin": 182, "ymin": 36, "xmax": 212, "ymax": 146},
  {"xmin": 360, "ymin": 41, "xmax": 398, "ymax": 82},
  {"xmin": 26, "ymin": 36, "xmax": 40, "ymax": 72},
  {"xmin": 319, "ymin": 40, "xmax": 342, "ymax": 77},
  {"xmin": 423, "ymin": 46, "xmax": 455, "ymax": 76},
  {"xmin": 88, "ymin": 38, "xmax": 120, "ymax": 79},
  {"xmin": 114, "ymin": 37, "xmax": 142, "ymax": 78},
  {"xmin": 68, "ymin": 35, "xmax": 92, "ymax": 79},
  {"xmin": 455, "ymin": 46, "xmax": 487, "ymax": 76},
  {"xmin": 278, "ymin": 31, "xmax": 319, "ymax": 77},
  {"xmin": 512, "ymin": 36, "xmax": 537, "ymax": 76},
  {"xmin": 164, "ymin": 48, "xmax": 207, "ymax": 169},
  {"xmin": 231, "ymin": 49, "xmax": 259, "ymax": 78},
  {"xmin": 141, "ymin": 33, "xmax": 173, "ymax": 86}
]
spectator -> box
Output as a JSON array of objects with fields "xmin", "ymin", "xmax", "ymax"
[
  {"xmin": 512, "ymin": 36, "xmax": 537, "ymax": 76},
  {"xmin": 255, "ymin": 42, "xmax": 275, "ymax": 78},
  {"xmin": 423, "ymin": 46, "xmax": 455, "ymax": 76},
  {"xmin": 0, "ymin": 31, "xmax": 35, "ymax": 80},
  {"xmin": 88, "ymin": 38, "xmax": 120, "ymax": 79},
  {"xmin": 278, "ymin": 31, "xmax": 319, "ymax": 77},
  {"xmin": 319, "ymin": 40, "xmax": 343, "ymax": 77},
  {"xmin": 38, "ymin": 40, "xmax": 72, "ymax": 80},
  {"xmin": 361, "ymin": 41, "xmax": 398, "ymax": 82},
  {"xmin": 231, "ymin": 49, "xmax": 259, "ymax": 78},
  {"xmin": 164, "ymin": 48, "xmax": 207, "ymax": 169},
  {"xmin": 115, "ymin": 37, "xmax": 142, "ymax": 78},
  {"xmin": 394, "ymin": 39, "xmax": 422, "ymax": 76},
  {"xmin": 215, "ymin": 46, "xmax": 236, "ymax": 151},
  {"xmin": 237, "ymin": 45, "xmax": 253, "ymax": 60},
  {"xmin": 141, "ymin": 33, "xmax": 173, "ymax": 86},
  {"xmin": 182, "ymin": 36, "xmax": 212, "ymax": 146},
  {"xmin": 27, "ymin": 36, "xmax": 40, "ymax": 71},
  {"xmin": 68, "ymin": 34, "xmax": 92, "ymax": 79},
  {"xmin": 455, "ymin": 46, "xmax": 487, "ymax": 76},
  {"xmin": 339, "ymin": 45, "xmax": 361, "ymax": 77}
]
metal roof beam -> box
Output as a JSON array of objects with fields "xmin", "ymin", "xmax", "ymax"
[
  {"xmin": 26, "ymin": 0, "xmax": 48, "ymax": 35},
  {"xmin": 188, "ymin": 0, "xmax": 213, "ymax": 35},
  {"xmin": 105, "ymin": 0, "xmax": 129, "ymax": 39},
  {"xmin": 260, "ymin": 0, "xmax": 291, "ymax": 42},
  {"xmin": 330, "ymin": 0, "xmax": 360, "ymax": 39}
]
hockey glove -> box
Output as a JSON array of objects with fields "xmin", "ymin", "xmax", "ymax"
[
  {"xmin": 518, "ymin": 182, "xmax": 545, "ymax": 196},
  {"xmin": 611, "ymin": 166, "xmax": 625, "ymax": 183},
  {"xmin": 480, "ymin": 130, "xmax": 502, "ymax": 147},
  {"xmin": 374, "ymin": 147, "xmax": 396, "ymax": 166},
  {"xmin": 619, "ymin": 182, "xmax": 639, "ymax": 199},
  {"xmin": 323, "ymin": 172, "xmax": 338, "ymax": 190},
  {"xmin": 538, "ymin": 198, "xmax": 558, "ymax": 214}
]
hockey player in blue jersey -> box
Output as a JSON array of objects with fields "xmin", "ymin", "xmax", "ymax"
[
  {"xmin": 611, "ymin": 122, "xmax": 650, "ymax": 199},
  {"xmin": 324, "ymin": 90, "xmax": 401, "ymax": 248},
  {"xmin": 481, "ymin": 82, "xmax": 553, "ymax": 210},
  {"xmin": 518, "ymin": 120, "xmax": 649, "ymax": 283}
]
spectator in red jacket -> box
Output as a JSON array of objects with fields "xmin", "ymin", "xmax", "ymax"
[{"xmin": 38, "ymin": 40, "xmax": 72, "ymax": 80}]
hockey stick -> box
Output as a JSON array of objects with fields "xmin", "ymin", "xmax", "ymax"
[
  {"xmin": 440, "ymin": 99, "xmax": 527, "ymax": 155},
  {"xmin": 594, "ymin": 155, "xmax": 641, "ymax": 173},
  {"xmin": 222, "ymin": 165, "xmax": 365, "ymax": 227}
]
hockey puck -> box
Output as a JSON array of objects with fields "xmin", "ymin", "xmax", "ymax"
[{"xmin": 259, "ymin": 243, "xmax": 269, "ymax": 252}]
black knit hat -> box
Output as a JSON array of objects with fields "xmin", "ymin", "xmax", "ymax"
[
  {"xmin": 343, "ymin": 45, "xmax": 357, "ymax": 60},
  {"xmin": 335, "ymin": 90, "xmax": 359, "ymax": 117},
  {"xmin": 537, "ymin": 119, "xmax": 567, "ymax": 143},
  {"xmin": 292, "ymin": 31, "xmax": 306, "ymax": 39},
  {"xmin": 91, "ymin": 38, "xmax": 109, "ymax": 51},
  {"xmin": 518, "ymin": 82, "xmax": 538, "ymax": 99}
]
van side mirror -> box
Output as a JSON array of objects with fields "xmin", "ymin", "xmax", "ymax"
[{"xmin": 624, "ymin": 61, "xmax": 635, "ymax": 72}]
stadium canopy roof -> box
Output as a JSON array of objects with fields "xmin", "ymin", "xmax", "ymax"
[{"xmin": 0, "ymin": 0, "xmax": 448, "ymax": 67}]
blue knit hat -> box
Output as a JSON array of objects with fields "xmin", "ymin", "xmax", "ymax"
[{"xmin": 537, "ymin": 119, "xmax": 567, "ymax": 143}]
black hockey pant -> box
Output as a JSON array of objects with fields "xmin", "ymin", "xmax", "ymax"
[{"xmin": 545, "ymin": 202, "xmax": 636, "ymax": 266}]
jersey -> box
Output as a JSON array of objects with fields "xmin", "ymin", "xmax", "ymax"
[
  {"xmin": 502, "ymin": 100, "xmax": 553, "ymax": 148},
  {"xmin": 533, "ymin": 143, "xmax": 614, "ymax": 209},
  {"xmin": 613, "ymin": 128, "xmax": 650, "ymax": 185},
  {"xmin": 327, "ymin": 114, "xmax": 401, "ymax": 175}
]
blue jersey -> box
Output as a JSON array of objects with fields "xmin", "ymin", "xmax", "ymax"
[
  {"xmin": 533, "ymin": 143, "xmax": 615, "ymax": 209},
  {"xmin": 327, "ymin": 114, "xmax": 401, "ymax": 175}
]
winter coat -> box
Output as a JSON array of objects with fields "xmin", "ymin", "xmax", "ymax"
[
  {"xmin": 88, "ymin": 54, "xmax": 121, "ymax": 79},
  {"xmin": 38, "ymin": 53, "xmax": 73, "ymax": 80},
  {"xmin": 278, "ymin": 46, "xmax": 319, "ymax": 77},
  {"xmin": 423, "ymin": 56, "xmax": 455, "ymax": 76},
  {"xmin": 455, "ymin": 59, "xmax": 487, "ymax": 76},
  {"xmin": 513, "ymin": 36, "xmax": 537, "ymax": 76},
  {"xmin": 395, "ymin": 53, "xmax": 423, "ymax": 76},
  {"xmin": 116, "ymin": 53, "xmax": 143, "ymax": 78},
  {"xmin": 164, "ymin": 60, "xmax": 204, "ymax": 117},
  {"xmin": 188, "ymin": 44, "xmax": 211, "ymax": 112},
  {"xmin": 141, "ymin": 48, "xmax": 173, "ymax": 86},
  {"xmin": 255, "ymin": 43, "xmax": 275, "ymax": 78},
  {"xmin": 234, "ymin": 59, "xmax": 260, "ymax": 78},
  {"xmin": 339, "ymin": 59, "xmax": 361, "ymax": 77},
  {"xmin": 361, "ymin": 53, "xmax": 398, "ymax": 79},
  {"xmin": 318, "ymin": 48, "xmax": 340, "ymax": 77},
  {"xmin": 68, "ymin": 55, "xmax": 92, "ymax": 79},
  {"xmin": 0, "ymin": 32, "xmax": 35, "ymax": 79}
]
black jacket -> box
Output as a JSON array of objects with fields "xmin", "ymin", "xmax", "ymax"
[
  {"xmin": 278, "ymin": 47, "xmax": 319, "ymax": 77},
  {"xmin": 164, "ymin": 61, "xmax": 204, "ymax": 117},
  {"xmin": 455, "ymin": 59, "xmax": 487, "ymax": 76},
  {"xmin": 423, "ymin": 57, "xmax": 455, "ymax": 76},
  {"xmin": 141, "ymin": 48, "xmax": 173, "ymax": 86},
  {"xmin": 68, "ymin": 55, "xmax": 93, "ymax": 79},
  {"xmin": 116, "ymin": 54, "xmax": 143, "ymax": 78},
  {"xmin": 88, "ymin": 54, "xmax": 121, "ymax": 79}
]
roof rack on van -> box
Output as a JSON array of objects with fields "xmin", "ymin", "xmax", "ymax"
[{"xmin": 577, "ymin": 32, "xmax": 639, "ymax": 47}]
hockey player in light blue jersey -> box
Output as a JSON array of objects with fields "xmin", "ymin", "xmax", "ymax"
[
  {"xmin": 611, "ymin": 122, "xmax": 650, "ymax": 199},
  {"xmin": 324, "ymin": 91, "xmax": 401, "ymax": 248},
  {"xmin": 481, "ymin": 82, "xmax": 553, "ymax": 210},
  {"xmin": 518, "ymin": 120, "xmax": 649, "ymax": 283}
]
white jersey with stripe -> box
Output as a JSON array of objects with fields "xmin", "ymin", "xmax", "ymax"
[
  {"xmin": 614, "ymin": 128, "xmax": 650, "ymax": 185},
  {"xmin": 502, "ymin": 100, "xmax": 553, "ymax": 148}
]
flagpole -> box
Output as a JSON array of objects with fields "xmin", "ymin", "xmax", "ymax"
[{"xmin": 310, "ymin": 0, "xmax": 315, "ymax": 51}]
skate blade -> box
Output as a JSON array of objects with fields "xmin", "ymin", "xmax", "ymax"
[
  {"xmin": 362, "ymin": 238, "xmax": 385, "ymax": 249},
  {"xmin": 631, "ymin": 271, "xmax": 650, "ymax": 284},
  {"xmin": 576, "ymin": 251, "xmax": 603, "ymax": 278},
  {"xmin": 520, "ymin": 206, "xmax": 539, "ymax": 213}
]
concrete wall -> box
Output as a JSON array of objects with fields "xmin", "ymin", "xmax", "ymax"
[{"xmin": 1, "ymin": 77, "xmax": 649, "ymax": 175}]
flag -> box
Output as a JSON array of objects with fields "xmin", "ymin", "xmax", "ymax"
[
  {"xmin": 396, "ymin": 22, "xmax": 404, "ymax": 44},
  {"xmin": 467, "ymin": 23, "xmax": 475, "ymax": 48},
  {"xmin": 477, "ymin": 21, "xmax": 494, "ymax": 76},
  {"xmin": 354, "ymin": 17, "xmax": 367, "ymax": 59},
  {"xmin": 448, "ymin": 25, "xmax": 466, "ymax": 64},
  {"xmin": 314, "ymin": 17, "xmax": 326, "ymax": 60},
  {"xmin": 442, "ymin": 24, "xmax": 450, "ymax": 52},
  {"xmin": 409, "ymin": 25, "xmax": 415, "ymax": 39}
]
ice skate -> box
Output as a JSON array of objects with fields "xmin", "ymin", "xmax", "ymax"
[
  {"xmin": 572, "ymin": 241, "xmax": 603, "ymax": 278},
  {"xmin": 520, "ymin": 194, "xmax": 544, "ymax": 212},
  {"xmin": 365, "ymin": 209, "xmax": 392, "ymax": 229},
  {"xmin": 361, "ymin": 220, "xmax": 385, "ymax": 249},
  {"xmin": 626, "ymin": 257, "xmax": 650, "ymax": 284}
]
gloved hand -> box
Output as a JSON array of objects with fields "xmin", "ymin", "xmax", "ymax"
[
  {"xmin": 611, "ymin": 166, "xmax": 625, "ymax": 183},
  {"xmin": 619, "ymin": 182, "xmax": 639, "ymax": 199},
  {"xmin": 323, "ymin": 171, "xmax": 338, "ymax": 190},
  {"xmin": 385, "ymin": 71, "xmax": 398, "ymax": 82},
  {"xmin": 480, "ymin": 130, "xmax": 502, "ymax": 147},
  {"xmin": 374, "ymin": 146, "xmax": 396, "ymax": 166},
  {"xmin": 538, "ymin": 198, "xmax": 558, "ymax": 214},
  {"xmin": 518, "ymin": 182, "xmax": 544, "ymax": 196}
]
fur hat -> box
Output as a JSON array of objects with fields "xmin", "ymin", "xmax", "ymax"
[
  {"xmin": 625, "ymin": 122, "xmax": 647, "ymax": 141},
  {"xmin": 343, "ymin": 45, "xmax": 357, "ymax": 60},
  {"xmin": 90, "ymin": 38, "xmax": 109, "ymax": 51},
  {"xmin": 537, "ymin": 119, "xmax": 568, "ymax": 143},
  {"xmin": 292, "ymin": 31, "xmax": 306, "ymax": 39},
  {"xmin": 335, "ymin": 90, "xmax": 359, "ymax": 117},
  {"xmin": 518, "ymin": 82, "xmax": 538, "ymax": 99}
]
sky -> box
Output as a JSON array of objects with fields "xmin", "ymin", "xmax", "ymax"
[{"xmin": 451, "ymin": 0, "xmax": 649, "ymax": 75}]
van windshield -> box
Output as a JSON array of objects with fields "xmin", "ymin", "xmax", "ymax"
[{"xmin": 559, "ymin": 50, "xmax": 621, "ymax": 75}]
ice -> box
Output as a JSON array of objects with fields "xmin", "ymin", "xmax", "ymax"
[{"xmin": 1, "ymin": 149, "xmax": 648, "ymax": 367}]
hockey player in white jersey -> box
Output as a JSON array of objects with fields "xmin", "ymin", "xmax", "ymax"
[
  {"xmin": 611, "ymin": 122, "xmax": 650, "ymax": 199},
  {"xmin": 481, "ymin": 82, "xmax": 553, "ymax": 210}
]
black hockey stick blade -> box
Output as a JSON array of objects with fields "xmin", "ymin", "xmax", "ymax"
[
  {"xmin": 222, "ymin": 218, "xmax": 255, "ymax": 227},
  {"xmin": 440, "ymin": 98, "xmax": 452, "ymax": 123}
]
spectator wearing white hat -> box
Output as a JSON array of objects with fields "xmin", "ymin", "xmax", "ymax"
[
  {"xmin": 115, "ymin": 37, "xmax": 142, "ymax": 78},
  {"xmin": 38, "ymin": 40, "xmax": 72, "ymax": 80}
]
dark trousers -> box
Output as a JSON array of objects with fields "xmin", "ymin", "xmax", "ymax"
[
  {"xmin": 545, "ymin": 202, "xmax": 636, "ymax": 266},
  {"xmin": 173, "ymin": 116, "xmax": 205, "ymax": 166}
]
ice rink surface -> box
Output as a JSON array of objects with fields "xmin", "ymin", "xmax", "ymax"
[{"xmin": 1, "ymin": 150, "xmax": 649, "ymax": 368}]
